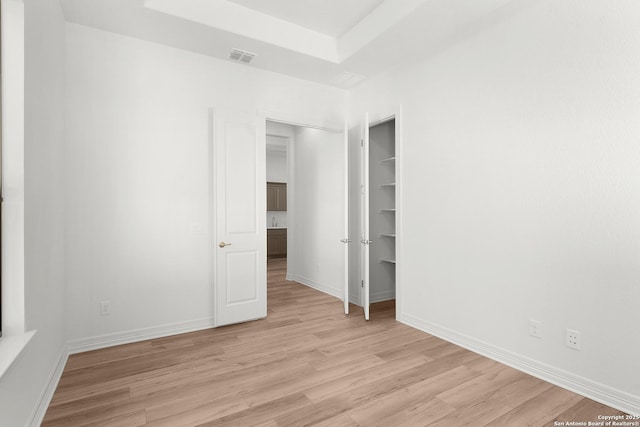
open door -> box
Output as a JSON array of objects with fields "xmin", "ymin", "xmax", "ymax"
[
  {"xmin": 360, "ymin": 113, "xmax": 371, "ymax": 320},
  {"xmin": 212, "ymin": 109, "xmax": 267, "ymax": 327},
  {"xmin": 341, "ymin": 122, "xmax": 350, "ymax": 315}
]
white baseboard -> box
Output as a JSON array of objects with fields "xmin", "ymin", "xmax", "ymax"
[
  {"xmin": 370, "ymin": 290, "xmax": 395, "ymax": 303},
  {"xmin": 29, "ymin": 344, "xmax": 68, "ymax": 427},
  {"xmin": 66, "ymin": 317, "xmax": 216, "ymax": 354},
  {"xmin": 401, "ymin": 313, "xmax": 640, "ymax": 416},
  {"xmin": 287, "ymin": 274, "xmax": 343, "ymax": 301}
]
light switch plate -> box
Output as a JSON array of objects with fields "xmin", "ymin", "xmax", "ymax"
[{"xmin": 190, "ymin": 222, "xmax": 204, "ymax": 235}]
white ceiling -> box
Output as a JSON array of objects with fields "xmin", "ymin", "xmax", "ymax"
[
  {"xmin": 227, "ymin": 0, "xmax": 385, "ymax": 38},
  {"xmin": 60, "ymin": 0, "xmax": 522, "ymax": 88}
]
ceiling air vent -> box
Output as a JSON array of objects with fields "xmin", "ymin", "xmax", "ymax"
[
  {"xmin": 333, "ymin": 71, "xmax": 366, "ymax": 88},
  {"xmin": 229, "ymin": 48, "xmax": 256, "ymax": 64}
]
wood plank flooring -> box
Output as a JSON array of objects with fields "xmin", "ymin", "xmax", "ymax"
[{"xmin": 43, "ymin": 258, "xmax": 626, "ymax": 426}]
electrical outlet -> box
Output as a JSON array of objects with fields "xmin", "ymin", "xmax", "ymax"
[
  {"xmin": 529, "ymin": 319, "xmax": 542, "ymax": 338},
  {"xmin": 566, "ymin": 329, "xmax": 580, "ymax": 350},
  {"xmin": 100, "ymin": 301, "xmax": 112, "ymax": 316}
]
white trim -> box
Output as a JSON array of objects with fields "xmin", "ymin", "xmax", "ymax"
[
  {"xmin": 369, "ymin": 115, "xmax": 395, "ymax": 127},
  {"xmin": 287, "ymin": 274, "xmax": 343, "ymax": 301},
  {"xmin": 370, "ymin": 290, "xmax": 395, "ymax": 303},
  {"xmin": 285, "ymin": 135, "xmax": 294, "ymax": 286},
  {"xmin": 263, "ymin": 110, "xmax": 343, "ymax": 134},
  {"xmin": 66, "ymin": 317, "xmax": 216, "ymax": 354},
  {"xmin": 343, "ymin": 120, "xmax": 350, "ymax": 315},
  {"xmin": 394, "ymin": 105, "xmax": 403, "ymax": 323},
  {"xmin": 0, "ymin": 330, "xmax": 35, "ymax": 380},
  {"xmin": 401, "ymin": 313, "xmax": 640, "ymax": 416},
  {"xmin": 361, "ymin": 112, "xmax": 370, "ymax": 319},
  {"xmin": 28, "ymin": 344, "xmax": 68, "ymax": 427},
  {"xmin": 207, "ymin": 108, "xmax": 217, "ymax": 328}
]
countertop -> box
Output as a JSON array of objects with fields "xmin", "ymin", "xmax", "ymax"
[{"xmin": 267, "ymin": 226, "xmax": 287, "ymax": 230}]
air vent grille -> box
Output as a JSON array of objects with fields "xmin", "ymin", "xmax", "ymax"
[
  {"xmin": 333, "ymin": 71, "xmax": 366, "ymax": 88},
  {"xmin": 229, "ymin": 48, "xmax": 256, "ymax": 64}
]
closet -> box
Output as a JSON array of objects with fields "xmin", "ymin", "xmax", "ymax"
[{"xmin": 361, "ymin": 117, "xmax": 396, "ymax": 320}]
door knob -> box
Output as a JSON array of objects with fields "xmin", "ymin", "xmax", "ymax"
[{"xmin": 219, "ymin": 242, "xmax": 232, "ymax": 248}]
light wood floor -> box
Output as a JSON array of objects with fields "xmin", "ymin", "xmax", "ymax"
[{"xmin": 43, "ymin": 258, "xmax": 625, "ymax": 426}]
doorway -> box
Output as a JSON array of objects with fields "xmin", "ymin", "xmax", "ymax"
[
  {"xmin": 355, "ymin": 110, "xmax": 402, "ymax": 322},
  {"xmin": 266, "ymin": 133, "xmax": 289, "ymax": 262},
  {"xmin": 265, "ymin": 120, "xmax": 347, "ymax": 310},
  {"xmin": 210, "ymin": 111, "xmax": 348, "ymax": 327},
  {"xmin": 366, "ymin": 118, "xmax": 397, "ymax": 319}
]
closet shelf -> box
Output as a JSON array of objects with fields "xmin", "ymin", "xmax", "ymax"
[
  {"xmin": 380, "ymin": 234, "xmax": 396, "ymax": 238},
  {"xmin": 379, "ymin": 209, "xmax": 396, "ymax": 213},
  {"xmin": 379, "ymin": 183, "xmax": 396, "ymax": 189},
  {"xmin": 380, "ymin": 157, "xmax": 396, "ymax": 164},
  {"xmin": 380, "ymin": 258, "xmax": 396, "ymax": 264}
]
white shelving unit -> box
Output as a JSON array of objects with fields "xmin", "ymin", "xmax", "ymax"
[
  {"xmin": 368, "ymin": 119, "xmax": 397, "ymax": 304},
  {"xmin": 380, "ymin": 156, "xmax": 396, "ymax": 164}
]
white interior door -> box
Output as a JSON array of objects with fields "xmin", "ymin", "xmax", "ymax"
[
  {"xmin": 213, "ymin": 109, "xmax": 267, "ymax": 327},
  {"xmin": 361, "ymin": 113, "xmax": 371, "ymax": 320},
  {"xmin": 342, "ymin": 122, "xmax": 350, "ymax": 315}
]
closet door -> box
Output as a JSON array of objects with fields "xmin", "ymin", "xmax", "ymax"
[
  {"xmin": 360, "ymin": 113, "xmax": 371, "ymax": 320},
  {"xmin": 342, "ymin": 122, "xmax": 350, "ymax": 315}
]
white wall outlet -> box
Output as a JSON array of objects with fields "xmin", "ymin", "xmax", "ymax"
[
  {"xmin": 100, "ymin": 300, "xmax": 112, "ymax": 316},
  {"xmin": 529, "ymin": 319, "xmax": 542, "ymax": 338},
  {"xmin": 566, "ymin": 328, "xmax": 581, "ymax": 350}
]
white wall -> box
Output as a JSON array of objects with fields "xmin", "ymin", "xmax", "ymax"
[
  {"xmin": 288, "ymin": 127, "xmax": 345, "ymax": 298},
  {"xmin": 266, "ymin": 138, "xmax": 287, "ymax": 227},
  {"xmin": 64, "ymin": 23, "xmax": 346, "ymax": 346},
  {"xmin": 0, "ymin": 0, "xmax": 68, "ymax": 425},
  {"xmin": 266, "ymin": 149, "xmax": 287, "ymax": 183},
  {"xmin": 1, "ymin": 0, "xmax": 25, "ymax": 338},
  {"xmin": 350, "ymin": 0, "xmax": 640, "ymax": 412}
]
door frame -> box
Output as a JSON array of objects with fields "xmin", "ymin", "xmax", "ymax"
[
  {"xmin": 361, "ymin": 113, "xmax": 370, "ymax": 320},
  {"xmin": 257, "ymin": 110, "xmax": 349, "ymax": 310}
]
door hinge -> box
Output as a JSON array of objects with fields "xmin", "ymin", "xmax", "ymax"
[
  {"xmin": 360, "ymin": 139, "xmax": 363, "ymax": 147},
  {"xmin": 361, "ymin": 280, "xmax": 364, "ymax": 288}
]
